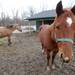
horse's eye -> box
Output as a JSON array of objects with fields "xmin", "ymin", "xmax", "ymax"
[{"xmin": 56, "ymin": 26, "xmax": 60, "ymax": 29}]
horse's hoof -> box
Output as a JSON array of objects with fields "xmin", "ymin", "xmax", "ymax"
[
  {"xmin": 47, "ymin": 66, "xmax": 50, "ymax": 71},
  {"xmin": 8, "ymin": 42, "xmax": 12, "ymax": 46},
  {"xmin": 51, "ymin": 64, "xmax": 56, "ymax": 70}
]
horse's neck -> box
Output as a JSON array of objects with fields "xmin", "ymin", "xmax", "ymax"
[{"xmin": 49, "ymin": 22, "xmax": 56, "ymax": 40}]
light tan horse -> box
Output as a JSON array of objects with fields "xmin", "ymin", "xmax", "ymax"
[
  {"xmin": 38, "ymin": 1, "xmax": 75, "ymax": 70},
  {"xmin": 0, "ymin": 24, "xmax": 22, "ymax": 45}
]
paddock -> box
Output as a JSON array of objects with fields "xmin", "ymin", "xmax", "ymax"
[{"xmin": 0, "ymin": 32, "xmax": 75, "ymax": 75}]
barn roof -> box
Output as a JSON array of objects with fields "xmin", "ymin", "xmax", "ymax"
[{"xmin": 26, "ymin": 9, "xmax": 56, "ymax": 20}]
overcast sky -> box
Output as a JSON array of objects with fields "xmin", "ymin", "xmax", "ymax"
[{"xmin": 0, "ymin": 0, "xmax": 75, "ymax": 18}]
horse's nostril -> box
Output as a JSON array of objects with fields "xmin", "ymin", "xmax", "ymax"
[
  {"xmin": 64, "ymin": 57, "xmax": 70, "ymax": 63},
  {"xmin": 20, "ymin": 30, "xmax": 22, "ymax": 32},
  {"xmin": 19, "ymin": 29, "xmax": 22, "ymax": 32}
]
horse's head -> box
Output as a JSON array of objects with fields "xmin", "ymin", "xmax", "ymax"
[
  {"xmin": 13, "ymin": 24, "xmax": 22, "ymax": 32},
  {"xmin": 54, "ymin": 1, "xmax": 75, "ymax": 63},
  {"xmin": 6, "ymin": 24, "xmax": 22, "ymax": 32}
]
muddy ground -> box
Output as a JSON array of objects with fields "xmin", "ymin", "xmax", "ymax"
[{"xmin": 0, "ymin": 32, "xmax": 75, "ymax": 75}]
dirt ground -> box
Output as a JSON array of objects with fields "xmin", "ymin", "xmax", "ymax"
[{"xmin": 0, "ymin": 32, "xmax": 75, "ymax": 75}]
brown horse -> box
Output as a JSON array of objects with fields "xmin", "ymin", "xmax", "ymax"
[
  {"xmin": 38, "ymin": 1, "xmax": 75, "ymax": 70},
  {"xmin": 0, "ymin": 24, "xmax": 22, "ymax": 45}
]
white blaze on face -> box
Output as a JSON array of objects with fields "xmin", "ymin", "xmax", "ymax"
[{"xmin": 66, "ymin": 17, "xmax": 72, "ymax": 27}]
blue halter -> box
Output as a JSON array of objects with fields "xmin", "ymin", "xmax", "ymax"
[{"xmin": 56, "ymin": 38, "xmax": 73, "ymax": 43}]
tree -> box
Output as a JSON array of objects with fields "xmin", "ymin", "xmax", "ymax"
[
  {"xmin": 0, "ymin": 11, "xmax": 6, "ymax": 25},
  {"xmin": 28, "ymin": 7, "xmax": 36, "ymax": 17},
  {"xmin": 12, "ymin": 9, "xmax": 20, "ymax": 24},
  {"xmin": 21, "ymin": 10, "xmax": 29, "ymax": 20}
]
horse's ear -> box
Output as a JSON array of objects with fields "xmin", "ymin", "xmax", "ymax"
[
  {"xmin": 71, "ymin": 5, "xmax": 75, "ymax": 15},
  {"xmin": 56, "ymin": 1, "xmax": 64, "ymax": 17}
]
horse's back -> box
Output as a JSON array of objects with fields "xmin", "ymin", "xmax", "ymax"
[
  {"xmin": 0, "ymin": 27, "xmax": 12, "ymax": 37},
  {"xmin": 0, "ymin": 27, "xmax": 11, "ymax": 33},
  {"xmin": 38, "ymin": 24, "xmax": 57, "ymax": 50},
  {"xmin": 39, "ymin": 24, "xmax": 54, "ymax": 39}
]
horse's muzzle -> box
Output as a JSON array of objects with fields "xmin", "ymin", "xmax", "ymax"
[
  {"xmin": 63, "ymin": 57, "xmax": 70, "ymax": 63},
  {"xmin": 19, "ymin": 29, "xmax": 22, "ymax": 32}
]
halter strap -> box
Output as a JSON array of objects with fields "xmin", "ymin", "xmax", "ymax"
[
  {"xmin": 56, "ymin": 38, "xmax": 73, "ymax": 43},
  {"xmin": 51, "ymin": 23, "xmax": 74, "ymax": 44}
]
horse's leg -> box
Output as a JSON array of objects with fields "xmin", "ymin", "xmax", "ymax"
[
  {"xmin": 51, "ymin": 50, "xmax": 58, "ymax": 69},
  {"xmin": 60, "ymin": 54, "xmax": 64, "ymax": 69},
  {"xmin": 8, "ymin": 36, "xmax": 12, "ymax": 46},
  {"xmin": 46, "ymin": 50, "xmax": 50, "ymax": 70},
  {"xmin": 41, "ymin": 43, "xmax": 45, "ymax": 54}
]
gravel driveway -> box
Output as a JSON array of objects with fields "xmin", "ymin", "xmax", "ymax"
[{"xmin": 0, "ymin": 32, "xmax": 75, "ymax": 75}]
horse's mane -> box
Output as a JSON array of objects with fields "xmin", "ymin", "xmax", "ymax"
[{"xmin": 6, "ymin": 25, "xmax": 13, "ymax": 28}]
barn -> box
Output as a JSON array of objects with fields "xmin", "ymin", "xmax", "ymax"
[{"xmin": 26, "ymin": 9, "xmax": 56, "ymax": 30}]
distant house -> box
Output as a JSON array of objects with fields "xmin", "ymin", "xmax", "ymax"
[{"xmin": 26, "ymin": 9, "xmax": 56, "ymax": 30}]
